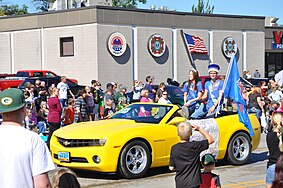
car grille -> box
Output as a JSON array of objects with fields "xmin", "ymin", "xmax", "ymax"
[
  {"xmin": 57, "ymin": 137, "xmax": 97, "ymax": 147},
  {"xmin": 54, "ymin": 154, "xmax": 88, "ymax": 163}
]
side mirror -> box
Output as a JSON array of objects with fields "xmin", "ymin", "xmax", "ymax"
[{"xmin": 168, "ymin": 117, "xmax": 186, "ymax": 125}]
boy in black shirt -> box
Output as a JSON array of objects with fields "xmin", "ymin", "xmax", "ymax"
[{"xmin": 169, "ymin": 122, "xmax": 215, "ymax": 188}]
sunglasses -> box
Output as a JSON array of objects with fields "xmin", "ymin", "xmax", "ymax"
[{"xmin": 163, "ymin": 93, "xmax": 168, "ymax": 95}]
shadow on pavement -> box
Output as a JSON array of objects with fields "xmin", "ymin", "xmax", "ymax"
[
  {"xmin": 74, "ymin": 151, "xmax": 268, "ymax": 180},
  {"xmin": 247, "ymin": 151, "xmax": 268, "ymax": 164}
]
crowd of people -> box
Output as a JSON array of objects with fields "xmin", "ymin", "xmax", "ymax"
[{"xmin": 1, "ymin": 63, "xmax": 283, "ymax": 187}]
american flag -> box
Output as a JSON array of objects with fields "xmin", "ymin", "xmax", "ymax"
[{"xmin": 183, "ymin": 32, "xmax": 208, "ymax": 54}]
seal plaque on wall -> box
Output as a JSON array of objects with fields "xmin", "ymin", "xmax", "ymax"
[
  {"xmin": 148, "ymin": 34, "xmax": 166, "ymax": 57},
  {"xmin": 108, "ymin": 32, "xmax": 127, "ymax": 57},
  {"xmin": 222, "ymin": 37, "xmax": 237, "ymax": 58}
]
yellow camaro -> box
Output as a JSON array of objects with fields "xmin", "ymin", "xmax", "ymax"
[{"xmin": 50, "ymin": 103, "xmax": 261, "ymax": 178}]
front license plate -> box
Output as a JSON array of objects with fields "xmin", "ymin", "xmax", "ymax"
[{"xmin": 58, "ymin": 152, "xmax": 70, "ymax": 162}]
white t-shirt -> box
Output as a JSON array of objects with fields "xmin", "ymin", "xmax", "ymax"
[
  {"xmin": 57, "ymin": 82, "xmax": 70, "ymax": 99},
  {"xmin": 158, "ymin": 97, "xmax": 172, "ymax": 104},
  {"xmin": 0, "ymin": 125, "xmax": 55, "ymax": 188}
]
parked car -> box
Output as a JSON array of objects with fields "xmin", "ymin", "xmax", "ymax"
[
  {"xmin": 0, "ymin": 70, "xmax": 78, "ymax": 91},
  {"xmin": 50, "ymin": 103, "xmax": 261, "ymax": 178},
  {"xmin": 18, "ymin": 76, "xmax": 85, "ymax": 97}
]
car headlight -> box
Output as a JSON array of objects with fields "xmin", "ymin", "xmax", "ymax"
[{"xmin": 90, "ymin": 138, "xmax": 107, "ymax": 146}]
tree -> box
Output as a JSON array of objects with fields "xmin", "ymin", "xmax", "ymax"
[
  {"xmin": 113, "ymin": 0, "xmax": 147, "ymax": 8},
  {"xmin": 0, "ymin": 1, "xmax": 28, "ymax": 16},
  {"xmin": 32, "ymin": 0, "xmax": 55, "ymax": 12},
  {"xmin": 192, "ymin": 0, "xmax": 214, "ymax": 14}
]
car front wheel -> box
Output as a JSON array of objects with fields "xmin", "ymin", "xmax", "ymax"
[
  {"xmin": 118, "ymin": 140, "xmax": 151, "ymax": 179},
  {"xmin": 226, "ymin": 132, "xmax": 251, "ymax": 165}
]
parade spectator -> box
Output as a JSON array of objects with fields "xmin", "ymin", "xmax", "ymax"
[
  {"xmin": 158, "ymin": 91, "xmax": 172, "ymax": 104},
  {"xmin": 111, "ymin": 82, "xmax": 118, "ymax": 96},
  {"xmin": 145, "ymin": 76, "xmax": 156, "ymax": 101},
  {"xmin": 90, "ymin": 80, "xmax": 100, "ymax": 120},
  {"xmin": 132, "ymin": 80, "xmax": 144, "ymax": 102},
  {"xmin": 200, "ymin": 153, "xmax": 221, "ymax": 188},
  {"xmin": 260, "ymin": 81, "xmax": 268, "ymax": 98},
  {"xmin": 85, "ymin": 86, "xmax": 94, "ymax": 121},
  {"xmin": 276, "ymin": 99, "xmax": 283, "ymax": 112},
  {"xmin": 0, "ymin": 88, "xmax": 54, "ymax": 188},
  {"xmin": 247, "ymin": 86, "xmax": 264, "ymax": 121},
  {"xmin": 104, "ymin": 83, "xmax": 115, "ymax": 114},
  {"xmin": 24, "ymin": 90, "xmax": 33, "ymax": 104},
  {"xmin": 169, "ymin": 122, "xmax": 214, "ymax": 188},
  {"xmin": 268, "ymin": 80, "xmax": 278, "ymax": 95},
  {"xmin": 242, "ymin": 71, "xmax": 247, "ymax": 79},
  {"xmin": 52, "ymin": 168, "xmax": 80, "ymax": 188},
  {"xmin": 271, "ymin": 154, "xmax": 283, "ymax": 188},
  {"xmin": 268, "ymin": 87, "xmax": 283, "ymax": 103},
  {"xmin": 246, "ymin": 71, "xmax": 252, "ymax": 79},
  {"xmin": 37, "ymin": 101, "xmax": 49, "ymax": 135},
  {"xmin": 34, "ymin": 79, "xmax": 41, "ymax": 111},
  {"xmin": 47, "ymin": 87, "xmax": 62, "ymax": 148},
  {"xmin": 182, "ymin": 69, "xmax": 203, "ymax": 118},
  {"xmin": 74, "ymin": 90, "xmax": 87, "ymax": 123},
  {"xmin": 57, "ymin": 76, "xmax": 75, "ymax": 108},
  {"xmin": 39, "ymin": 81, "xmax": 48, "ymax": 103},
  {"xmin": 140, "ymin": 89, "xmax": 152, "ymax": 102},
  {"xmin": 156, "ymin": 82, "xmax": 166, "ymax": 101},
  {"xmin": 115, "ymin": 84, "xmax": 129, "ymax": 110},
  {"xmin": 191, "ymin": 64, "xmax": 223, "ymax": 119},
  {"xmin": 64, "ymin": 98, "xmax": 75, "ymax": 126},
  {"xmin": 25, "ymin": 103, "xmax": 38, "ymax": 131},
  {"xmin": 254, "ymin": 69, "xmax": 261, "ymax": 78},
  {"xmin": 266, "ymin": 112, "xmax": 283, "ymax": 188}
]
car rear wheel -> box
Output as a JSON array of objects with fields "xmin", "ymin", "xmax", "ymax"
[
  {"xmin": 118, "ymin": 140, "xmax": 151, "ymax": 179},
  {"xmin": 226, "ymin": 132, "xmax": 251, "ymax": 165}
]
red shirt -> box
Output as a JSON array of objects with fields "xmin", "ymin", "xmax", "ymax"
[
  {"xmin": 64, "ymin": 106, "xmax": 74, "ymax": 125},
  {"xmin": 47, "ymin": 97, "xmax": 62, "ymax": 123}
]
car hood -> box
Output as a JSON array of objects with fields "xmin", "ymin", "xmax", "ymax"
[{"xmin": 54, "ymin": 119, "xmax": 141, "ymax": 139}]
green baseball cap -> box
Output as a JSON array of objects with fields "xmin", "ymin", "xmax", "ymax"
[
  {"xmin": 0, "ymin": 88, "xmax": 25, "ymax": 114},
  {"xmin": 201, "ymin": 153, "xmax": 216, "ymax": 166}
]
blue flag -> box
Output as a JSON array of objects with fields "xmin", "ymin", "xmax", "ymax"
[{"xmin": 223, "ymin": 56, "xmax": 254, "ymax": 136}]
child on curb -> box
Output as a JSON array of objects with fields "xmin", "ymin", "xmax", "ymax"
[
  {"xmin": 64, "ymin": 98, "xmax": 75, "ymax": 126},
  {"xmin": 169, "ymin": 121, "xmax": 215, "ymax": 188},
  {"xmin": 200, "ymin": 153, "xmax": 221, "ymax": 188}
]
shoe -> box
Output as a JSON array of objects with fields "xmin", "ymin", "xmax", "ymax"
[{"xmin": 181, "ymin": 106, "xmax": 189, "ymax": 119}]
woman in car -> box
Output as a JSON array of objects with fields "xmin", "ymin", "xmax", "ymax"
[{"xmin": 182, "ymin": 69, "xmax": 203, "ymax": 119}]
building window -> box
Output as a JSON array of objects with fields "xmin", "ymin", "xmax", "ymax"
[{"xmin": 60, "ymin": 37, "xmax": 74, "ymax": 57}]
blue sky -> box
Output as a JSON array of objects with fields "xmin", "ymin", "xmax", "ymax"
[{"xmin": 3, "ymin": 0, "xmax": 283, "ymax": 24}]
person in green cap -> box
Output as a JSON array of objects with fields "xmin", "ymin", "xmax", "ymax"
[
  {"xmin": 200, "ymin": 153, "xmax": 221, "ymax": 188},
  {"xmin": 0, "ymin": 88, "xmax": 55, "ymax": 188}
]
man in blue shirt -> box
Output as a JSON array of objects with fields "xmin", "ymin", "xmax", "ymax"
[
  {"xmin": 145, "ymin": 76, "xmax": 156, "ymax": 101},
  {"xmin": 191, "ymin": 64, "xmax": 224, "ymax": 119}
]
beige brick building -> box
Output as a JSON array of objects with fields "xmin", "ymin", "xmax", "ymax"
[{"xmin": 0, "ymin": 6, "xmax": 265, "ymax": 87}]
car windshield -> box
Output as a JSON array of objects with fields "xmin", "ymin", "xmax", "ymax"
[{"xmin": 111, "ymin": 103, "xmax": 173, "ymax": 124}]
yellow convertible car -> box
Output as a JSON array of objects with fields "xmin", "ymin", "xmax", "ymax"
[{"xmin": 50, "ymin": 103, "xmax": 261, "ymax": 178}]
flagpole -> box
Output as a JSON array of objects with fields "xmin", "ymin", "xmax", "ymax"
[
  {"xmin": 215, "ymin": 55, "xmax": 234, "ymax": 117},
  {"xmin": 180, "ymin": 29, "xmax": 197, "ymax": 70}
]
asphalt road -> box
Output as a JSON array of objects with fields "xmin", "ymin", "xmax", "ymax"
[{"xmin": 49, "ymin": 133, "xmax": 269, "ymax": 188}]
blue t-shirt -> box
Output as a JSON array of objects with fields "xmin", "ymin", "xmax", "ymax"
[
  {"xmin": 183, "ymin": 81, "xmax": 203, "ymax": 106},
  {"xmin": 145, "ymin": 83, "xmax": 155, "ymax": 100},
  {"xmin": 205, "ymin": 79, "xmax": 224, "ymax": 110}
]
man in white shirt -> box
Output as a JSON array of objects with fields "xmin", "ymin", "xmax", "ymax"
[
  {"xmin": 57, "ymin": 76, "xmax": 75, "ymax": 108},
  {"xmin": 0, "ymin": 88, "xmax": 55, "ymax": 188}
]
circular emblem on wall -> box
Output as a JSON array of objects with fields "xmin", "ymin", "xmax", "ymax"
[
  {"xmin": 148, "ymin": 34, "xmax": 166, "ymax": 57},
  {"xmin": 222, "ymin": 37, "xmax": 237, "ymax": 58},
  {"xmin": 108, "ymin": 32, "xmax": 127, "ymax": 57}
]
